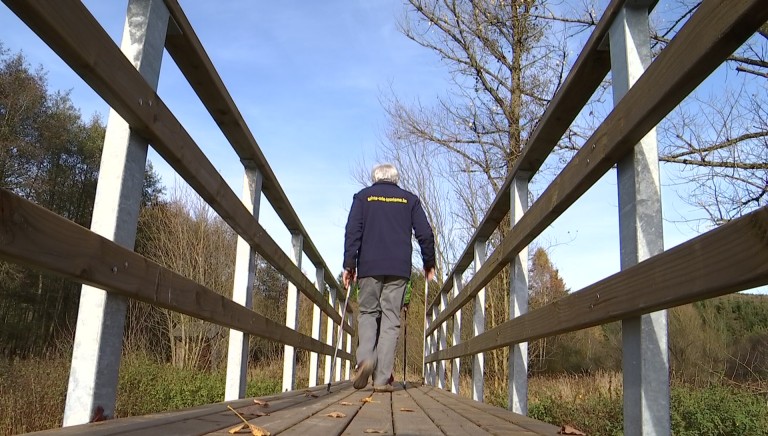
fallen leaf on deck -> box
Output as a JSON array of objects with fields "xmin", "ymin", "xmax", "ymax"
[
  {"xmin": 253, "ymin": 400, "xmax": 269, "ymax": 407},
  {"xmin": 339, "ymin": 401, "xmax": 354, "ymax": 406},
  {"xmin": 364, "ymin": 429, "xmax": 386, "ymax": 434},
  {"xmin": 326, "ymin": 411, "xmax": 347, "ymax": 418},
  {"xmin": 248, "ymin": 424, "xmax": 271, "ymax": 436},
  {"xmin": 399, "ymin": 408, "xmax": 415, "ymax": 412},
  {"xmin": 361, "ymin": 396, "xmax": 378, "ymax": 403},
  {"xmin": 304, "ymin": 393, "xmax": 319, "ymax": 398},
  {"xmin": 228, "ymin": 424, "xmax": 245, "ymax": 434},
  {"xmin": 559, "ymin": 424, "xmax": 586, "ymax": 435}
]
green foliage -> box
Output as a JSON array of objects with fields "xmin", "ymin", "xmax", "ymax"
[
  {"xmin": 671, "ymin": 385, "xmax": 768, "ymax": 436},
  {"xmin": 528, "ymin": 383, "xmax": 768, "ymax": 436}
]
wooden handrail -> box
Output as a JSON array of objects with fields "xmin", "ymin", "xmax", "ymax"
[
  {"xmin": 1, "ymin": 0, "xmax": 354, "ymax": 335},
  {"xmin": 0, "ymin": 189, "xmax": 354, "ymax": 360},
  {"xmin": 425, "ymin": 0, "xmax": 768, "ymax": 337},
  {"xmin": 426, "ymin": 206, "xmax": 768, "ymax": 362}
]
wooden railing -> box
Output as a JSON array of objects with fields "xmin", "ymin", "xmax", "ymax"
[
  {"xmin": 421, "ymin": 0, "xmax": 768, "ymax": 434},
  {"xmin": 0, "ymin": 0, "xmax": 354, "ymax": 427}
]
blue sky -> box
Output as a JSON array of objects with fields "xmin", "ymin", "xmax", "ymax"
[{"xmin": 0, "ymin": 1, "xmax": 760, "ymax": 294}]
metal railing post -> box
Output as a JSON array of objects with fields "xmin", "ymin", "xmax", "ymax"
[
  {"xmin": 63, "ymin": 0, "xmax": 169, "ymax": 425},
  {"xmin": 225, "ymin": 164, "xmax": 263, "ymax": 400}
]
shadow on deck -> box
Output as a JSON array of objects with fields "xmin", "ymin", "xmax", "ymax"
[{"xmin": 27, "ymin": 383, "xmax": 560, "ymax": 435}]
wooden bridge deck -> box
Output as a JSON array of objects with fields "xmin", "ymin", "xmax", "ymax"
[{"xmin": 27, "ymin": 383, "xmax": 560, "ymax": 436}]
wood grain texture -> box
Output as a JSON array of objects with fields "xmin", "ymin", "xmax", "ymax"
[
  {"xmin": 427, "ymin": 207, "xmax": 768, "ymax": 362},
  {"xmin": 276, "ymin": 389, "xmax": 373, "ymax": 436},
  {"xmin": 341, "ymin": 390, "xmax": 393, "ymax": 435},
  {"xmin": 392, "ymin": 387, "xmax": 444, "ymax": 435},
  {"xmin": 423, "ymin": 387, "xmax": 538, "ymax": 435},
  {"xmin": 0, "ymin": 189, "xmax": 353, "ymax": 361},
  {"xmin": 406, "ymin": 385, "xmax": 490, "ymax": 435},
  {"xmin": 429, "ymin": 385, "xmax": 561, "ymax": 434},
  {"xmin": 0, "ymin": 0, "xmax": 353, "ymax": 335},
  {"xmin": 425, "ymin": 0, "xmax": 768, "ymax": 336}
]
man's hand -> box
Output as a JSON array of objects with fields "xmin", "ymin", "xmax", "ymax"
[
  {"xmin": 425, "ymin": 266, "xmax": 436, "ymax": 282},
  {"xmin": 342, "ymin": 268, "xmax": 356, "ymax": 288}
]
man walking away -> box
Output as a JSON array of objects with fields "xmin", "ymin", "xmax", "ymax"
[{"xmin": 342, "ymin": 163, "xmax": 436, "ymax": 392}]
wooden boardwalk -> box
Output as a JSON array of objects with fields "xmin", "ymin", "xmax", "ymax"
[{"xmin": 28, "ymin": 383, "xmax": 560, "ymax": 435}]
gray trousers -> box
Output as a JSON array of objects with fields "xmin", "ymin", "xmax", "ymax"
[{"xmin": 356, "ymin": 276, "xmax": 407, "ymax": 386}]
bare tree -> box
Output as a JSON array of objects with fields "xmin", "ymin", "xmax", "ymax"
[{"xmin": 138, "ymin": 186, "xmax": 236, "ymax": 369}]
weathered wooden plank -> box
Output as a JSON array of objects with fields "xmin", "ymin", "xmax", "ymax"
[
  {"xmin": 0, "ymin": 0, "xmax": 353, "ymax": 335},
  {"xmin": 407, "ymin": 385, "xmax": 490, "ymax": 436},
  {"xmin": 425, "ymin": 0, "xmax": 768, "ymax": 336},
  {"xmin": 392, "ymin": 386, "xmax": 444, "ymax": 435},
  {"xmin": 277, "ymin": 389, "xmax": 374, "ymax": 436},
  {"xmin": 0, "ymin": 189, "xmax": 352, "ymax": 361},
  {"xmin": 161, "ymin": 0, "xmax": 347, "ymax": 303},
  {"xmin": 25, "ymin": 383, "xmax": 349, "ymax": 436},
  {"xmin": 428, "ymin": 385, "xmax": 561, "ymax": 435},
  {"xmin": 205, "ymin": 386, "xmax": 365, "ymax": 435},
  {"xmin": 428, "ymin": 206, "xmax": 768, "ymax": 362},
  {"xmin": 341, "ymin": 390, "xmax": 394, "ymax": 435},
  {"xmin": 423, "ymin": 387, "xmax": 537, "ymax": 435}
]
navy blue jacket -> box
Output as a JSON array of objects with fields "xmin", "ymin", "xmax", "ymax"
[{"xmin": 343, "ymin": 181, "xmax": 435, "ymax": 279}]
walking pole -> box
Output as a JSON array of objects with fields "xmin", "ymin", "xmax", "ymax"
[
  {"xmin": 402, "ymin": 306, "xmax": 408, "ymax": 389},
  {"xmin": 327, "ymin": 282, "xmax": 353, "ymax": 393}
]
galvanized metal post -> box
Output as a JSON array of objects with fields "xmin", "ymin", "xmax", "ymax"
[
  {"xmin": 509, "ymin": 175, "xmax": 529, "ymax": 414},
  {"xmin": 451, "ymin": 273, "xmax": 463, "ymax": 394},
  {"xmin": 282, "ymin": 233, "xmax": 303, "ymax": 392},
  {"xmin": 472, "ymin": 240, "xmax": 487, "ymax": 402},
  {"xmin": 308, "ymin": 267, "xmax": 324, "ymax": 387},
  {"xmin": 225, "ymin": 165, "xmax": 262, "ymax": 400},
  {"xmin": 335, "ymin": 293, "xmax": 343, "ymax": 382},
  {"xmin": 324, "ymin": 285, "xmax": 337, "ymax": 384},
  {"xmin": 63, "ymin": 0, "xmax": 168, "ymax": 426},
  {"xmin": 609, "ymin": 4, "xmax": 669, "ymax": 435},
  {"xmin": 438, "ymin": 290, "xmax": 448, "ymax": 389}
]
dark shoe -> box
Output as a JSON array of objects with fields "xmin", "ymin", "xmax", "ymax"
[
  {"xmin": 373, "ymin": 384, "xmax": 394, "ymax": 393},
  {"xmin": 352, "ymin": 361, "xmax": 374, "ymax": 389}
]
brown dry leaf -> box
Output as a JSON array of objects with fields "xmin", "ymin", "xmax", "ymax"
[
  {"xmin": 304, "ymin": 393, "xmax": 319, "ymax": 398},
  {"xmin": 559, "ymin": 424, "xmax": 586, "ymax": 435},
  {"xmin": 228, "ymin": 424, "xmax": 246, "ymax": 434},
  {"xmin": 248, "ymin": 424, "xmax": 271, "ymax": 436},
  {"xmin": 361, "ymin": 396, "xmax": 379, "ymax": 403},
  {"xmin": 399, "ymin": 408, "xmax": 415, "ymax": 412},
  {"xmin": 326, "ymin": 411, "xmax": 347, "ymax": 418},
  {"xmin": 339, "ymin": 401, "xmax": 354, "ymax": 406},
  {"xmin": 253, "ymin": 400, "xmax": 269, "ymax": 407},
  {"xmin": 364, "ymin": 429, "xmax": 386, "ymax": 434}
]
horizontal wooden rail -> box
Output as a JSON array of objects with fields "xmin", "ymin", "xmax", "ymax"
[
  {"xmin": 425, "ymin": 0, "xmax": 768, "ymax": 336},
  {"xmin": 0, "ymin": 189, "xmax": 353, "ymax": 361},
  {"xmin": 426, "ymin": 0, "xmax": 633, "ymax": 312},
  {"xmin": 426, "ymin": 206, "xmax": 768, "ymax": 362},
  {"xmin": 161, "ymin": 0, "xmax": 346, "ymax": 300},
  {"xmin": 1, "ymin": 0, "xmax": 353, "ymax": 335}
]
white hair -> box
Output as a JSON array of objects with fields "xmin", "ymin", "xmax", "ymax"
[{"xmin": 371, "ymin": 163, "xmax": 399, "ymax": 184}]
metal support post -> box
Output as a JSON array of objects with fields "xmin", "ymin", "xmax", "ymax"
[
  {"xmin": 509, "ymin": 175, "xmax": 529, "ymax": 414},
  {"xmin": 225, "ymin": 165, "xmax": 262, "ymax": 400},
  {"xmin": 472, "ymin": 240, "xmax": 487, "ymax": 402},
  {"xmin": 63, "ymin": 0, "xmax": 168, "ymax": 425},
  {"xmin": 609, "ymin": 4, "xmax": 669, "ymax": 435},
  {"xmin": 451, "ymin": 273, "xmax": 463, "ymax": 394},
  {"xmin": 308, "ymin": 267, "xmax": 324, "ymax": 387},
  {"xmin": 282, "ymin": 233, "xmax": 303, "ymax": 392},
  {"xmin": 324, "ymin": 286, "xmax": 337, "ymax": 384},
  {"xmin": 438, "ymin": 291, "xmax": 448, "ymax": 389}
]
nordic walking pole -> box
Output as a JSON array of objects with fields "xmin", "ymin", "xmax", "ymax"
[
  {"xmin": 328, "ymin": 282, "xmax": 353, "ymax": 393},
  {"xmin": 402, "ymin": 306, "xmax": 407, "ymax": 389}
]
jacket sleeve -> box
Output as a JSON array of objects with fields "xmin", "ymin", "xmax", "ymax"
[
  {"xmin": 343, "ymin": 193, "xmax": 364, "ymax": 270},
  {"xmin": 411, "ymin": 196, "xmax": 435, "ymax": 270}
]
